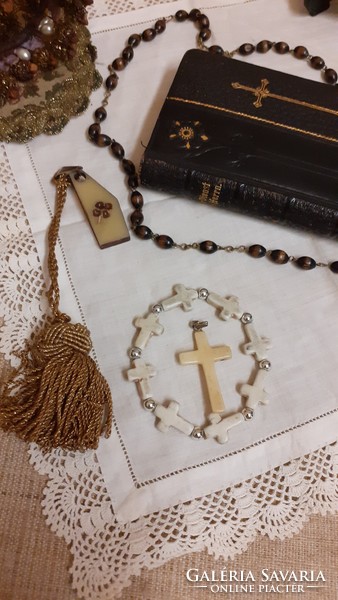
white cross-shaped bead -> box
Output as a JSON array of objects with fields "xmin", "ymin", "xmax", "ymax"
[
  {"xmin": 240, "ymin": 369, "xmax": 269, "ymax": 409},
  {"xmin": 134, "ymin": 313, "xmax": 164, "ymax": 349},
  {"xmin": 154, "ymin": 401, "xmax": 194, "ymax": 436},
  {"xmin": 161, "ymin": 284, "xmax": 198, "ymax": 312},
  {"xmin": 204, "ymin": 412, "xmax": 244, "ymax": 444},
  {"xmin": 207, "ymin": 292, "xmax": 242, "ymax": 320},
  {"xmin": 243, "ymin": 322, "xmax": 272, "ymax": 361},
  {"xmin": 127, "ymin": 360, "xmax": 156, "ymax": 400}
]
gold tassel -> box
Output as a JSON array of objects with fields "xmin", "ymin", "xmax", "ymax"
[{"xmin": 0, "ymin": 171, "xmax": 112, "ymax": 451}]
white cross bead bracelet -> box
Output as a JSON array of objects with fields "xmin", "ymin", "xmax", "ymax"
[{"xmin": 126, "ymin": 285, "xmax": 272, "ymax": 444}]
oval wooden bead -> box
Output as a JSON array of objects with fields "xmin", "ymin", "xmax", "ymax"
[
  {"xmin": 142, "ymin": 28, "xmax": 156, "ymax": 42},
  {"xmin": 199, "ymin": 240, "xmax": 218, "ymax": 254},
  {"xmin": 111, "ymin": 140, "xmax": 125, "ymax": 159},
  {"xmin": 270, "ymin": 249, "xmax": 289, "ymax": 264},
  {"xmin": 324, "ymin": 68, "xmax": 338, "ymax": 84},
  {"xmin": 296, "ymin": 256, "xmax": 316, "ymax": 270},
  {"xmin": 105, "ymin": 73, "xmax": 118, "ymax": 90},
  {"xmin": 88, "ymin": 123, "xmax": 100, "ymax": 140},
  {"xmin": 329, "ymin": 261, "xmax": 338, "ymax": 273},
  {"xmin": 238, "ymin": 43, "xmax": 255, "ymax": 56},
  {"xmin": 122, "ymin": 45, "xmax": 134, "ymax": 62},
  {"xmin": 209, "ymin": 45, "xmax": 223, "ymax": 54},
  {"xmin": 197, "ymin": 14, "xmax": 210, "ymax": 28},
  {"xmin": 155, "ymin": 234, "xmax": 174, "ymax": 249},
  {"xmin": 94, "ymin": 106, "xmax": 107, "ymax": 122},
  {"xmin": 256, "ymin": 40, "xmax": 272, "ymax": 53},
  {"xmin": 130, "ymin": 210, "xmax": 144, "ymax": 226},
  {"xmin": 248, "ymin": 244, "xmax": 266, "ymax": 258},
  {"xmin": 128, "ymin": 174, "xmax": 139, "ymax": 188},
  {"xmin": 189, "ymin": 8, "xmax": 201, "ymax": 21},
  {"xmin": 95, "ymin": 134, "xmax": 111, "ymax": 147},
  {"xmin": 122, "ymin": 159, "xmax": 136, "ymax": 175},
  {"xmin": 112, "ymin": 57, "xmax": 127, "ymax": 71},
  {"xmin": 199, "ymin": 28, "xmax": 211, "ymax": 42},
  {"xmin": 128, "ymin": 33, "xmax": 141, "ymax": 47},
  {"xmin": 175, "ymin": 9, "xmax": 188, "ymax": 21},
  {"xmin": 293, "ymin": 45, "xmax": 309, "ymax": 59},
  {"xmin": 134, "ymin": 225, "xmax": 153, "ymax": 239},
  {"xmin": 310, "ymin": 55, "xmax": 325, "ymax": 70},
  {"xmin": 274, "ymin": 41, "xmax": 290, "ymax": 54},
  {"xmin": 155, "ymin": 19, "xmax": 166, "ymax": 34},
  {"xmin": 131, "ymin": 191, "xmax": 144, "ymax": 209}
]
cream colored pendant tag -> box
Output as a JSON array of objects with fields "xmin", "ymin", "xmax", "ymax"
[{"xmin": 62, "ymin": 167, "xmax": 130, "ymax": 249}]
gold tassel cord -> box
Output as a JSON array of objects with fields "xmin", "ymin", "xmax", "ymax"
[{"xmin": 0, "ymin": 172, "xmax": 113, "ymax": 451}]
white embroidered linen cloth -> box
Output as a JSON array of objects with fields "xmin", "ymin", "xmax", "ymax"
[{"xmin": 4, "ymin": 0, "xmax": 338, "ymax": 525}]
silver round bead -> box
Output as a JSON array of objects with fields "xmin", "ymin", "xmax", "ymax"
[
  {"xmin": 151, "ymin": 303, "xmax": 163, "ymax": 314},
  {"xmin": 259, "ymin": 359, "xmax": 271, "ymax": 371},
  {"xmin": 242, "ymin": 408, "xmax": 254, "ymax": 420},
  {"xmin": 14, "ymin": 47, "xmax": 31, "ymax": 61},
  {"xmin": 241, "ymin": 312, "xmax": 253, "ymax": 324},
  {"xmin": 129, "ymin": 346, "xmax": 142, "ymax": 359},
  {"xmin": 143, "ymin": 398, "xmax": 156, "ymax": 411},
  {"xmin": 198, "ymin": 288, "xmax": 209, "ymax": 300},
  {"xmin": 191, "ymin": 427, "xmax": 205, "ymax": 439}
]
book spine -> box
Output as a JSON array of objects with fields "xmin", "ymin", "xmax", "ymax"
[{"xmin": 140, "ymin": 157, "xmax": 338, "ymax": 238}]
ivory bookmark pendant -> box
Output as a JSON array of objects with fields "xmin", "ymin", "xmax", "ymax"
[
  {"xmin": 178, "ymin": 329, "xmax": 231, "ymax": 414},
  {"xmin": 67, "ymin": 168, "xmax": 130, "ymax": 249}
]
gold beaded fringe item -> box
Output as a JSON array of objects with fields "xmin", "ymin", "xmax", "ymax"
[{"xmin": 0, "ymin": 173, "xmax": 113, "ymax": 451}]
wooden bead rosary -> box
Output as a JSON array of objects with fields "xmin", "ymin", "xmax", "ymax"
[{"xmin": 87, "ymin": 8, "xmax": 338, "ymax": 272}]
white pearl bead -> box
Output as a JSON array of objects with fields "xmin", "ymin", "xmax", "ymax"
[
  {"xmin": 40, "ymin": 23, "xmax": 54, "ymax": 35},
  {"xmin": 38, "ymin": 17, "xmax": 54, "ymax": 35},
  {"xmin": 14, "ymin": 48, "xmax": 31, "ymax": 61}
]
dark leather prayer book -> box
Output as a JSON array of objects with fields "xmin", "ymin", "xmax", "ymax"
[{"xmin": 140, "ymin": 49, "xmax": 338, "ymax": 237}]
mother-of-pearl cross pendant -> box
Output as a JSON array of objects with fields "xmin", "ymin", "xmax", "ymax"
[{"xmin": 178, "ymin": 321, "xmax": 231, "ymax": 414}]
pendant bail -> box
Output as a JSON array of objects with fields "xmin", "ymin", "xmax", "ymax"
[{"xmin": 191, "ymin": 320, "xmax": 208, "ymax": 331}]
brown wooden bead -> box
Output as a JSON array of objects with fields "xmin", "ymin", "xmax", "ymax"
[
  {"xmin": 296, "ymin": 256, "xmax": 316, "ymax": 270},
  {"xmin": 88, "ymin": 123, "xmax": 100, "ymax": 140},
  {"xmin": 293, "ymin": 45, "xmax": 309, "ymax": 59},
  {"xmin": 238, "ymin": 43, "xmax": 255, "ymax": 56},
  {"xmin": 175, "ymin": 9, "xmax": 188, "ymax": 21},
  {"xmin": 310, "ymin": 55, "xmax": 325, "ymax": 70},
  {"xmin": 130, "ymin": 210, "xmax": 144, "ymax": 226},
  {"xmin": 112, "ymin": 57, "xmax": 127, "ymax": 71},
  {"xmin": 197, "ymin": 14, "xmax": 210, "ymax": 28},
  {"xmin": 131, "ymin": 191, "xmax": 144, "ymax": 209},
  {"xmin": 122, "ymin": 45, "xmax": 134, "ymax": 62},
  {"xmin": 270, "ymin": 249, "xmax": 289, "ymax": 264},
  {"xmin": 329, "ymin": 261, "xmax": 338, "ymax": 273},
  {"xmin": 274, "ymin": 41, "xmax": 290, "ymax": 54},
  {"xmin": 199, "ymin": 240, "xmax": 217, "ymax": 254},
  {"xmin": 94, "ymin": 106, "xmax": 107, "ymax": 122},
  {"xmin": 122, "ymin": 159, "xmax": 136, "ymax": 175},
  {"xmin": 95, "ymin": 134, "xmax": 111, "ymax": 147},
  {"xmin": 189, "ymin": 8, "xmax": 201, "ymax": 21},
  {"xmin": 134, "ymin": 225, "xmax": 153, "ymax": 239},
  {"xmin": 155, "ymin": 234, "xmax": 174, "ymax": 249},
  {"xmin": 128, "ymin": 174, "xmax": 139, "ymax": 188},
  {"xmin": 248, "ymin": 244, "xmax": 266, "ymax": 258},
  {"xmin": 142, "ymin": 28, "xmax": 156, "ymax": 42},
  {"xmin": 209, "ymin": 45, "xmax": 223, "ymax": 54},
  {"xmin": 110, "ymin": 140, "xmax": 125, "ymax": 160},
  {"xmin": 324, "ymin": 68, "xmax": 338, "ymax": 84},
  {"xmin": 105, "ymin": 73, "xmax": 118, "ymax": 90},
  {"xmin": 155, "ymin": 19, "xmax": 166, "ymax": 34},
  {"xmin": 128, "ymin": 33, "xmax": 141, "ymax": 47},
  {"xmin": 256, "ymin": 40, "xmax": 272, "ymax": 53},
  {"xmin": 199, "ymin": 28, "xmax": 211, "ymax": 42}
]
